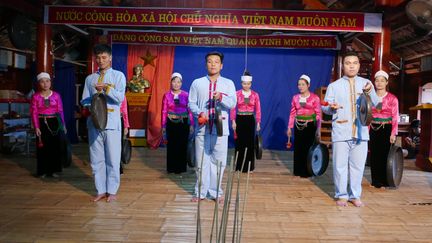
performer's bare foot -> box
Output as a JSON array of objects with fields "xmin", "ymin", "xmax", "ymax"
[
  {"xmin": 191, "ymin": 197, "xmax": 204, "ymax": 202},
  {"xmin": 335, "ymin": 198, "xmax": 348, "ymax": 207},
  {"xmin": 349, "ymin": 199, "xmax": 364, "ymax": 207},
  {"xmin": 93, "ymin": 193, "xmax": 107, "ymax": 202},
  {"xmin": 106, "ymin": 194, "xmax": 117, "ymax": 202}
]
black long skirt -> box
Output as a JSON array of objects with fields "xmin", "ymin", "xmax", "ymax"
[
  {"xmin": 36, "ymin": 117, "xmax": 63, "ymax": 176},
  {"xmin": 293, "ymin": 121, "xmax": 316, "ymax": 177},
  {"xmin": 235, "ymin": 115, "xmax": 256, "ymax": 172},
  {"xmin": 370, "ymin": 123, "xmax": 392, "ymax": 188},
  {"xmin": 166, "ymin": 117, "xmax": 189, "ymax": 173}
]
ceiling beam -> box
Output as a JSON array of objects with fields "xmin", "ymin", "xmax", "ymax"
[
  {"xmin": 354, "ymin": 37, "xmax": 373, "ymax": 52},
  {"xmin": 405, "ymin": 51, "xmax": 432, "ymax": 61},
  {"xmin": 393, "ymin": 34, "xmax": 432, "ymax": 49}
]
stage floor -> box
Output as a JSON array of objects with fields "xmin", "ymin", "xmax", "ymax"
[{"xmin": 1, "ymin": 144, "xmax": 432, "ymax": 242}]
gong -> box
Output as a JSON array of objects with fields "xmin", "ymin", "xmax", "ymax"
[
  {"xmin": 121, "ymin": 138, "xmax": 132, "ymax": 164},
  {"xmin": 90, "ymin": 93, "xmax": 108, "ymax": 130},
  {"xmin": 359, "ymin": 93, "xmax": 373, "ymax": 126},
  {"xmin": 215, "ymin": 102, "xmax": 223, "ymax": 137},
  {"xmin": 387, "ymin": 145, "xmax": 404, "ymax": 188},
  {"xmin": 255, "ymin": 133, "xmax": 263, "ymax": 160},
  {"xmin": 306, "ymin": 143, "xmax": 329, "ymax": 176}
]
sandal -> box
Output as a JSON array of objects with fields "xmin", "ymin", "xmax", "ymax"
[{"xmin": 335, "ymin": 198, "xmax": 348, "ymax": 207}]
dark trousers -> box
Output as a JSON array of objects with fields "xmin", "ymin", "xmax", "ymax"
[{"xmin": 235, "ymin": 115, "xmax": 256, "ymax": 172}]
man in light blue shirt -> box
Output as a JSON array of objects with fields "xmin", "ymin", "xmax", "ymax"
[
  {"xmin": 322, "ymin": 51, "xmax": 378, "ymax": 207},
  {"xmin": 189, "ymin": 51, "xmax": 237, "ymax": 202},
  {"xmin": 81, "ymin": 44, "xmax": 126, "ymax": 202}
]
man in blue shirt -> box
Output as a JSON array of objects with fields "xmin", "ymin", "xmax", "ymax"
[
  {"xmin": 189, "ymin": 51, "xmax": 237, "ymax": 202},
  {"xmin": 322, "ymin": 51, "xmax": 378, "ymax": 207},
  {"xmin": 81, "ymin": 44, "xmax": 126, "ymax": 202}
]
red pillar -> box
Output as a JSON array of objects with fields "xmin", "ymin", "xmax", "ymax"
[
  {"xmin": 87, "ymin": 41, "xmax": 96, "ymax": 75},
  {"xmin": 36, "ymin": 23, "xmax": 53, "ymax": 75},
  {"xmin": 373, "ymin": 0, "xmax": 400, "ymax": 75}
]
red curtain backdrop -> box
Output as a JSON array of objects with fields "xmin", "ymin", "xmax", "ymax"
[{"xmin": 127, "ymin": 45, "xmax": 175, "ymax": 149}]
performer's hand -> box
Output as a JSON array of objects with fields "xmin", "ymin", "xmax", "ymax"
[
  {"xmin": 329, "ymin": 103, "xmax": 342, "ymax": 110},
  {"xmin": 124, "ymin": 128, "xmax": 129, "ymax": 136},
  {"xmin": 390, "ymin": 135, "xmax": 396, "ymax": 144},
  {"xmin": 363, "ymin": 82, "xmax": 373, "ymax": 94},
  {"xmin": 256, "ymin": 123, "xmax": 261, "ymax": 132},
  {"xmin": 232, "ymin": 121, "xmax": 236, "ymax": 130},
  {"xmin": 287, "ymin": 128, "xmax": 292, "ymax": 137},
  {"xmin": 213, "ymin": 91, "xmax": 221, "ymax": 100},
  {"xmin": 35, "ymin": 128, "xmax": 41, "ymax": 137},
  {"xmin": 95, "ymin": 83, "xmax": 106, "ymax": 92},
  {"xmin": 81, "ymin": 107, "xmax": 91, "ymax": 117},
  {"xmin": 198, "ymin": 113, "xmax": 208, "ymax": 125}
]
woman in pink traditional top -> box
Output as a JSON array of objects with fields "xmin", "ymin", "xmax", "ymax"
[
  {"xmin": 369, "ymin": 70, "xmax": 399, "ymax": 188},
  {"xmin": 119, "ymin": 97, "xmax": 129, "ymax": 174},
  {"xmin": 287, "ymin": 74, "xmax": 321, "ymax": 177},
  {"xmin": 31, "ymin": 72, "xmax": 66, "ymax": 178},
  {"xmin": 161, "ymin": 72, "xmax": 194, "ymax": 174},
  {"xmin": 231, "ymin": 71, "xmax": 261, "ymax": 172}
]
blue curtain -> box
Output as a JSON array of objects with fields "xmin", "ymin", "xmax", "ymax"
[
  {"xmin": 53, "ymin": 60, "xmax": 78, "ymax": 143},
  {"xmin": 112, "ymin": 44, "xmax": 128, "ymax": 75},
  {"xmin": 173, "ymin": 47, "xmax": 335, "ymax": 150}
]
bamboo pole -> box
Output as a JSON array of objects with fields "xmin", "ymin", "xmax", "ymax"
[
  {"xmin": 195, "ymin": 146, "xmax": 206, "ymax": 243},
  {"xmin": 210, "ymin": 160, "xmax": 222, "ymax": 242},
  {"xmin": 232, "ymin": 148, "xmax": 248, "ymax": 242},
  {"xmin": 238, "ymin": 161, "xmax": 252, "ymax": 243},
  {"xmin": 218, "ymin": 151, "xmax": 238, "ymax": 242}
]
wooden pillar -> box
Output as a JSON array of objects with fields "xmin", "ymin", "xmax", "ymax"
[
  {"xmin": 372, "ymin": 0, "xmax": 401, "ymax": 75},
  {"xmin": 36, "ymin": 23, "xmax": 53, "ymax": 74}
]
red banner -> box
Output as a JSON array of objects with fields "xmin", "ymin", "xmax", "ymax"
[
  {"xmin": 45, "ymin": 6, "xmax": 382, "ymax": 33},
  {"xmin": 109, "ymin": 31, "xmax": 340, "ymax": 49}
]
